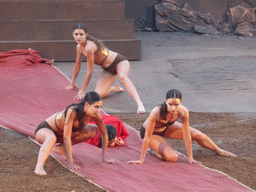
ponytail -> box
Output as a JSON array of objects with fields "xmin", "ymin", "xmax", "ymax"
[
  {"xmin": 64, "ymin": 91, "xmax": 102, "ymax": 131},
  {"xmin": 159, "ymin": 102, "xmax": 168, "ymax": 120},
  {"xmin": 86, "ymin": 35, "xmax": 105, "ymax": 51}
]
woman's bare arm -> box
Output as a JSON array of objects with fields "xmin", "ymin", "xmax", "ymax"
[
  {"xmin": 180, "ymin": 106, "xmax": 200, "ymax": 164},
  {"xmin": 74, "ymin": 43, "xmax": 95, "ymax": 100},
  {"xmin": 95, "ymin": 115, "xmax": 114, "ymax": 164},
  {"xmin": 63, "ymin": 108, "xmax": 77, "ymax": 168},
  {"xmin": 128, "ymin": 107, "xmax": 158, "ymax": 164},
  {"xmin": 67, "ymin": 45, "xmax": 83, "ymax": 90}
]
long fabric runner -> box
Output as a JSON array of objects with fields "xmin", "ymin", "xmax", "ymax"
[{"xmin": 0, "ymin": 49, "xmax": 253, "ymax": 192}]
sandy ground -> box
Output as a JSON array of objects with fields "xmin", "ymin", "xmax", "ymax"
[{"xmin": 0, "ymin": 112, "xmax": 255, "ymax": 191}]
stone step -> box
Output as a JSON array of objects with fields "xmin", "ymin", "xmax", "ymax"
[
  {"xmin": 0, "ymin": 39, "xmax": 141, "ymax": 61},
  {"xmin": 0, "ymin": 0, "xmax": 125, "ymax": 21},
  {"xmin": 0, "ymin": 19, "xmax": 134, "ymax": 41}
]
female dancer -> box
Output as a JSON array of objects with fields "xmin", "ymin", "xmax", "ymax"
[
  {"xmin": 87, "ymin": 124, "xmax": 127, "ymax": 147},
  {"xmin": 128, "ymin": 89, "xmax": 236, "ymax": 164},
  {"xmin": 86, "ymin": 114, "xmax": 129, "ymax": 147},
  {"xmin": 66, "ymin": 23, "xmax": 145, "ymax": 114},
  {"xmin": 34, "ymin": 91, "xmax": 113, "ymax": 175}
]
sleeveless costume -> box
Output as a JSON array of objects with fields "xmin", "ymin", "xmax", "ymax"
[
  {"xmin": 140, "ymin": 119, "xmax": 177, "ymax": 139},
  {"xmin": 103, "ymin": 54, "xmax": 127, "ymax": 75},
  {"xmin": 35, "ymin": 111, "xmax": 80, "ymax": 138},
  {"xmin": 94, "ymin": 46, "xmax": 127, "ymax": 75}
]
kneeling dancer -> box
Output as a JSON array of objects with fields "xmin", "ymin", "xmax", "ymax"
[{"xmin": 34, "ymin": 91, "xmax": 113, "ymax": 175}]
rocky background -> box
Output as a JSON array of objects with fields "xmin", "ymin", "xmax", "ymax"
[{"xmin": 126, "ymin": 0, "xmax": 256, "ymax": 37}]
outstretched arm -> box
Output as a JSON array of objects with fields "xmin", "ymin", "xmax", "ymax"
[
  {"xmin": 63, "ymin": 109, "xmax": 80, "ymax": 170},
  {"xmin": 95, "ymin": 116, "xmax": 115, "ymax": 164},
  {"xmin": 67, "ymin": 45, "xmax": 83, "ymax": 90},
  {"xmin": 74, "ymin": 46, "xmax": 95, "ymax": 100},
  {"xmin": 128, "ymin": 109, "xmax": 157, "ymax": 164},
  {"xmin": 181, "ymin": 108, "xmax": 200, "ymax": 164}
]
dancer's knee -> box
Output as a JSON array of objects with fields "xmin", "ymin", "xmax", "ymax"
[
  {"xmin": 90, "ymin": 125, "xmax": 99, "ymax": 138},
  {"xmin": 118, "ymin": 73, "xmax": 128, "ymax": 83},
  {"xmin": 164, "ymin": 151, "xmax": 178, "ymax": 162},
  {"xmin": 36, "ymin": 130, "xmax": 56, "ymax": 144},
  {"xmin": 45, "ymin": 134, "xmax": 57, "ymax": 144},
  {"xmin": 83, "ymin": 124, "xmax": 98, "ymax": 138}
]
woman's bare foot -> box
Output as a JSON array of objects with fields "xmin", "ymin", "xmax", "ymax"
[
  {"xmin": 217, "ymin": 149, "xmax": 237, "ymax": 157},
  {"xmin": 113, "ymin": 83, "xmax": 124, "ymax": 93},
  {"xmin": 53, "ymin": 145, "xmax": 67, "ymax": 160},
  {"xmin": 34, "ymin": 166, "xmax": 47, "ymax": 176}
]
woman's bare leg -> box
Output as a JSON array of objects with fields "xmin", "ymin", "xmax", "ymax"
[
  {"xmin": 95, "ymin": 69, "xmax": 124, "ymax": 98},
  {"xmin": 163, "ymin": 122, "xmax": 237, "ymax": 157},
  {"xmin": 34, "ymin": 129, "xmax": 57, "ymax": 175},
  {"xmin": 53, "ymin": 124, "xmax": 99, "ymax": 160},
  {"xmin": 116, "ymin": 61, "xmax": 145, "ymax": 114},
  {"xmin": 148, "ymin": 135, "xmax": 178, "ymax": 162},
  {"xmin": 190, "ymin": 130, "xmax": 237, "ymax": 157}
]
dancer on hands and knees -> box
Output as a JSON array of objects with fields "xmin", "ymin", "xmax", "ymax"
[
  {"xmin": 87, "ymin": 124, "xmax": 126, "ymax": 148},
  {"xmin": 128, "ymin": 89, "xmax": 236, "ymax": 165},
  {"xmin": 34, "ymin": 91, "xmax": 114, "ymax": 175},
  {"xmin": 66, "ymin": 23, "xmax": 145, "ymax": 114}
]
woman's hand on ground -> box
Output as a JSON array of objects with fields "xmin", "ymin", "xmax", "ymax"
[
  {"xmin": 188, "ymin": 158, "xmax": 201, "ymax": 165},
  {"xmin": 103, "ymin": 158, "xmax": 115, "ymax": 164},
  {"xmin": 74, "ymin": 90, "xmax": 85, "ymax": 100},
  {"xmin": 127, "ymin": 160, "xmax": 143, "ymax": 164},
  {"xmin": 66, "ymin": 84, "xmax": 78, "ymax": 90}
]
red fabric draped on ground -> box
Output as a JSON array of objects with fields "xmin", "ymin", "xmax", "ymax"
[
  {"xmin": 0, "ymin": 49, "xmax": 252, "ymax": 192},
  {"xmin": 86, "ymin": 115, "xmax": 130, "ymax": 147},
  {"xmin": 0, "ymin": 49, "xmax": 78, "ymax": 136}
]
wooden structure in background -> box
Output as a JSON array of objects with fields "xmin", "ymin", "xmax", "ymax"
[{"xmin": 0, "ymin": 0, "xmax": 141, "ymax": 61}]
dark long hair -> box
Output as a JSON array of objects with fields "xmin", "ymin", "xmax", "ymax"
[
  {"xmin": 73, "ymin": 23, "xmax": 106, "ymax": 51},
  {"xmin": 98, "ymin": 124, "xmax": 117, "ymax": 148},
  {"xmin": 64, "ymin": 91, "xmax": 102, "ymax": 131},
  {"xmin": 159, "ymin": 89, "xmax": 182, "ymax": 119}
]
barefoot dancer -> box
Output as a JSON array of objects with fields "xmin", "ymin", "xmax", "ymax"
[
  {"xmin": 66, "ymin": 23, "xmax": 145, "ymax": 114},
  {"xmin": 34, "ymin": 91, "xmax": 113, "ymax": 175},
  {"xmin": 128, "ymin": 89, "xmax": 236, "ymax": 165}
]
